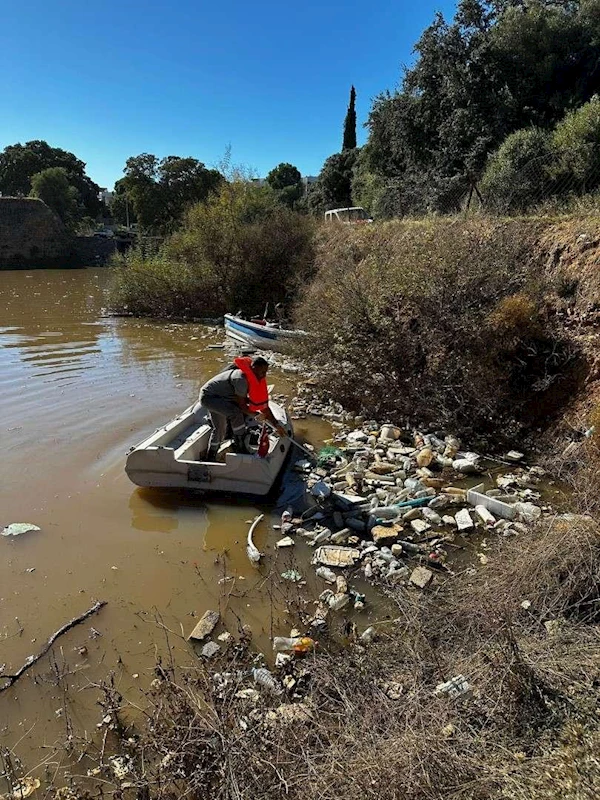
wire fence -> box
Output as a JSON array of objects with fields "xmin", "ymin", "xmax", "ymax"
[{"xmin": 381, "ymin": 149, "xmax": 600, "ymax": 218}]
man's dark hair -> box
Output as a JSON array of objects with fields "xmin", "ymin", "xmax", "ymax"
[{"xmin": 252, "ymin": 356, "xmax": 269, "ymax": 369}]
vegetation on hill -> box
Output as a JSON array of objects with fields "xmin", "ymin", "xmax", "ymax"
[
  {"xmin": 356, "ymin": 0, "xmax": 600, "ymax": 217},
  {"xmin": 0, "ymin": 140, "xmax": 102, "ymax": 219}
]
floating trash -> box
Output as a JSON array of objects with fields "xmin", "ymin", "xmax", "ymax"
[{"xmin": 2, "ymin": 523, "xmax": 40, "ymax": 537}]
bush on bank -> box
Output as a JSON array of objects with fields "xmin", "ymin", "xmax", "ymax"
[
  {"xmin": 295, "ymin": 218, "xmax": 584, "ymax": 447},
  {"xmin": 109, "ymin": 181, "xmax": 315, "ymax": 318}
]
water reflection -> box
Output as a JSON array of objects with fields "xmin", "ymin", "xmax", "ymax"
[{"xmin": 129, "ymin": 488, "xmax": 183, "ymax": 533}]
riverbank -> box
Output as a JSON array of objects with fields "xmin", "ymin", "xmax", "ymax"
[
  {"xmin": 5, "ymin": 400, "xmax": 598, "ymax": 800},
  {"xmin": 88, "ymin": 514, "xmax": 599, "ymax": 800},
  {"xmin": 109, "ymin": 212, "xmax": 600, "ymax": 457},
  {"xmin": 3, "ymin": 217, "xmax": 600, "ymax": 798},
  {"xmin": 296, "ymin": 215, "xmax": 600, "ymax": 452}
]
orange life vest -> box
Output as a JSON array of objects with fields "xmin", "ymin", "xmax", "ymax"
[{"xmin": 234, "ymin": 356, "xmax": 269, "ymax": 413}]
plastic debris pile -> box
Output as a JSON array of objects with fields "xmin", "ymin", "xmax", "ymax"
[{"xmin": 284, "ymin": 394, "xmax": 550, "ymax": 606}]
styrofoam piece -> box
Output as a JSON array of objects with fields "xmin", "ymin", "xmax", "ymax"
[{"xmin": 467, "ymin": 483, "xmax": 515, "ymax": 520}]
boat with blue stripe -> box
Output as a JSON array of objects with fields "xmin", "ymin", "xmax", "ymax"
[{"xmin": 224, "ymin": 314, "xmax": 306, "ymax": 352}]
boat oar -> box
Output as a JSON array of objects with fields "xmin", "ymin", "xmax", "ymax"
[{"xmin": 264, "ymin": 420, "xmax": 318, "ymax": 463}]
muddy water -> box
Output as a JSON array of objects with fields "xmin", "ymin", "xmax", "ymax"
[{"xmin": 0, "ymin": 269, "xmax": 367, "ymax": 771}]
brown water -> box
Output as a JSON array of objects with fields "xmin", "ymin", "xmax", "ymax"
[{"xmin": 0, "ymin": 268, "xmax": 366, "ymax": 775}]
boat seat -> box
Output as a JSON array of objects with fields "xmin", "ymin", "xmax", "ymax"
[{"xmin": 174, "ymin": 424, "xmax": 211, "ymax": 461}]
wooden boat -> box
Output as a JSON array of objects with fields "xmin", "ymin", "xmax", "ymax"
[
  {"xmin": 125, "ymin": 401, "xmax": 293, "ymax": 495},
  {"xmin": 224, "ymin": 314, "xmax": 306, "ymax": 353}
]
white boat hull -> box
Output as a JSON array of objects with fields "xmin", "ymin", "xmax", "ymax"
[
  {"xmin": 125, "ymin": 402, "xmax": 292, "ymax": 495},
  {"xmin": 224, "ymin": 314, "xmax": 306, "ymax": 353}
]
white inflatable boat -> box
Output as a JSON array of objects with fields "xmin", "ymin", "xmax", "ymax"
[{"xmin": 125, "ymin": 401, "xmax": 293, "ymax": 495}]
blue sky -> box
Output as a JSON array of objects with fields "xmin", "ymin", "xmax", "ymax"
[{"xmin": 2, "ymin": 0, "xmax": 457, "ymax": 190}]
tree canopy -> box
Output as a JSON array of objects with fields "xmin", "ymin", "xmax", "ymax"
[
  {"xmin": 266, "ymin": 163, "xmax": 303, "ymax": 208},
  {"xmin": 343, "ymin": 86, "xmax": 357, "ymax": 150},
  {"xmin": 0, "ymin": 140, "xmax": 101, "ymax": 217},
  {"xmin": 358, "ymin": 0, "xmax": 600, "ymax": 215},
  {"xmin": 29, "ymin": 167, "xmax": 82, "ymax": 229},
  {"xmin": 119, "ymin": 154, "xmax": 223, "ymax": 231}
]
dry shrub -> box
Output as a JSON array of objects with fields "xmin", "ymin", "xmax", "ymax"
[
  {"xmin": 447, "ymin": 515, "xmax": 600, "ymax": 629},
  {"xmin": 109, "ymin": 182, "xmax": 315, "ymax": 319},
  {"xmin": 296, "ymin": 218, "xmax": 583, "ymax": 447},
  {"xmin": 487, "ymin": 293, "xmax": 541, "ymax": 343},
  {"xmin": 554, "ymin": 404, "xmax": 600, "ymax": 516},
  {"xmin": 100, "ymin": 517, "xmax": 600, "ymax": 800}
]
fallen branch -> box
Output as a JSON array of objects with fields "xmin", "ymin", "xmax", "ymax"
[{"xmin": 0, "ymin": 600, "xmax": 107, "ymax": 692}]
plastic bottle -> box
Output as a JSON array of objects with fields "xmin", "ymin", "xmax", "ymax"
[
  {"xmin": 315, "ymin": 566, "xmax": 336, "ymax": 583},
  {"xmin": 252, "ymin": 667, "xmax": 282, "ymax": 694},
  {"xmin": 272, "ymin": 636, "xmax": 315, "ymax": 654},
  {"xmin": 443, "ymin": 436, "xmax": 460, "ymax": 459},
  {"xmin": 416, "ymin": 447, "xmax": 434, "ymax": 467},
  {"xmin": 281, "ymin": 507, "xmax": 293, "ymax": 524}
]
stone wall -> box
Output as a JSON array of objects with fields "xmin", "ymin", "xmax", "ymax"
[{"xmin": 0, "ymin": 197, "xmax": 71, "ymax": 268}]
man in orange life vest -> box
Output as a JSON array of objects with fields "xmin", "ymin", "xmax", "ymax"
[{"xmin": 194, "ymin": 356, "xmax": 286, "ymax": 459}]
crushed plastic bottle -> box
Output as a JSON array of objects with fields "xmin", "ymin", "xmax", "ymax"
[
  {"xmin": 443, "ymin": 436, "xmax": 460, "ymax": 459},
  {"xmin": 252, "ymin": 667, "xmax": 282, "ymax": 694},
  {"xmin": 315, "ymin": 566, "xmax": 336, "ymax": 583},
  {"xmin": 272, "ymin": 636, "xmax": 316, "ymax": 654},
  {"xmin": 416, "ymin": 447, "xmax": 434, "ymax": 467}
]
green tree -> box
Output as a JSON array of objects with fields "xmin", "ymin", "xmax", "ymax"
[
  {"xmin": 480, "ymin": 127, "xmax": 553, "ymax": 212},
  {"xmin": 294, "ymin": 181, "xmax": 326, "ymax": 216},
  {"xmin": 319, "ymin": 149, "xmax": 359, "ymax": 209},
  {"xmin": 29, "ymin": 167, "xmax": 82, "ymax": 228},
  {"xmin": 365, "ymin": 0, "xmax": 600, "ymax": 214},
  {"xmin": 266, "ymin": 162, "xmax": 301, "ymax": 191},
  {"xmin": 120, "ymin": 153, "xmax": 223, "ymax": 232},
  {"xmin": 0, "ymin": 140, "xmax": 101, "ymax": 216},
  {"xmin": 109, "ymin": 178, "xmax": 137, "ymax": 226},
  {"xmin": 266, "ymin": 162, "xmax": 303, "ymax": 208},
  {"xmin": 351, "ymin": 146, "xmax": 384, "ymax": 216},
  {"xmin": 343, "ymin": 85, "xmax": 357, "ymax": 150},
  {"xmin": 552, "ymin": 96, "xmax": 600, "ymax": 190},
  {"xmin": 159, "ymin": 156, "xmax": 223, "ymax": 223}
]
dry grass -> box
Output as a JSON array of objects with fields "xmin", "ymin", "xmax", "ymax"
[{"xmin": 295, "ymin": 218, "xmax": 585, "ymax": 448}]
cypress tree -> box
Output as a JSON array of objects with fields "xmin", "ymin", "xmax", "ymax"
[{"xmin": 342, "ymin": 85, "xmax": 357, "ymax": 150}]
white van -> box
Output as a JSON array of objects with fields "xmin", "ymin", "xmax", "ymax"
[{"xmin": 324, "ymin": 207, "xmax": 373, "ymax": 224}]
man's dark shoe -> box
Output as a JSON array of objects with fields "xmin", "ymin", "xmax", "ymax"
[
  {"xmin": 205, "ymin": 446, "xmax": 219, "ymax": 462},
  {"xmin": 233, "ymin": 435, "xmax": 250, "ymax": 454}
]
